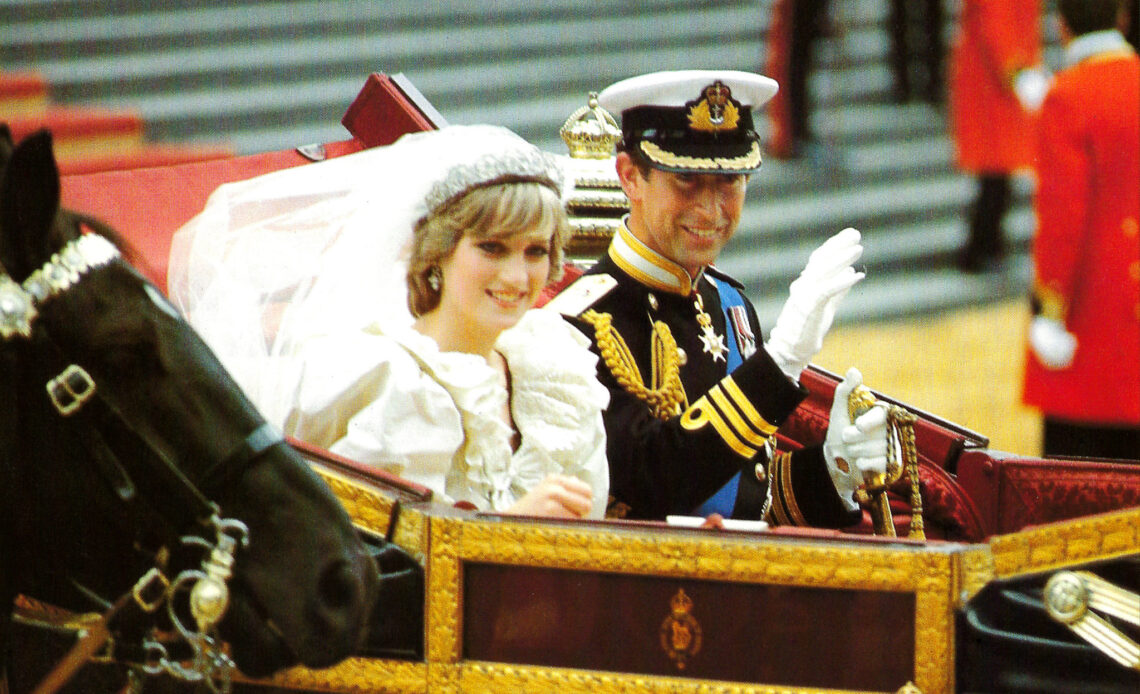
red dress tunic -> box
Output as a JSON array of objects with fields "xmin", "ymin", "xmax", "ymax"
[
  {"xmin": 1022, "ymin": 45, "xmax": 1140, "ymax": 425},
  {"xmin": 948, "ymin": 0, "xmax": 1042, "ymax": 173}
]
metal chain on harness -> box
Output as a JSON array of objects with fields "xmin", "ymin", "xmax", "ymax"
[
  {"xmin": 136, "ymin": 513, "xmax": 250, "ymax": 694},
  {"xmin": 29, "ymin": 512, "xmax": 249, "ymax": 694}
]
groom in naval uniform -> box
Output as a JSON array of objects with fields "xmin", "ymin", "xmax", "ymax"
[{"xmin": 549, "ymin": 70, "xmax": 889, "ymax": 523}]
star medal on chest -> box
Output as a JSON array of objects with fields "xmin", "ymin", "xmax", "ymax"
[{"xmin": 692, "ymin": 292, "xmax": 727, "ymax": 363}]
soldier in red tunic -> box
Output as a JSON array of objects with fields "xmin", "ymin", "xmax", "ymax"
[
  {"xmin": 1022, "ymin": 0, "xmax": 1140, "ymax": 459},
  {"xmin": 949, "ymin": 0, "xmax": 1046, "ymax": 272}
]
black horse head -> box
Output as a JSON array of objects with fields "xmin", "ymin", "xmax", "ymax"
[{"xmin": 0, "ymin": 129, "xmax": 380, "ymax": 681}]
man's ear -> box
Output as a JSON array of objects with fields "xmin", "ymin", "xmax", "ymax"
[{"xmin": 615, "ymin": 152, "xmax": 645, "ymax": 202}]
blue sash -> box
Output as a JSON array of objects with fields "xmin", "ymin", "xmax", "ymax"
[{"xmin": 692, "ymin": 276, "xmax": 749, "ymax": 517}]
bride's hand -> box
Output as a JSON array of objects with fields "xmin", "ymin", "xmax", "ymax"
[{"xmin": 507, "ymin": 474, "xmax": 593, "ymax": 519}]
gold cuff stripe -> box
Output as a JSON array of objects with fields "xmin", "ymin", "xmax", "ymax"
[
  {"xmin": 678, "ymin": 377, "xmax": 778, "ymax": 459},
  {"xmin": 779, "ymin": 451, "xmax": 808, "ymax": 526},
  {"xmin": 709, "ymin": 386, "xmax": 770, "ymax": 449},
  {"xmin": 640, "ymin": 140, "xmax": 762, "ymax": 172},
  {"xmin": 721, "ymin": 376, "xmax": 779, "ymax": 436},
  {"xmin": 768, "ymin": 453, "xmax": 792, "ymax": 526},
  {"xmin": 680, "ymin": 394, "xmax": 758, "ymax": 459},
  {"xmin": 769, "ymin": 452, "xmax": 807, "ymax": 527}
]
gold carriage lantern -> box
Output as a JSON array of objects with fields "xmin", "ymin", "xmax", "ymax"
[{"xmin": 558, "ymin": 92, "xmax": 627, "ymax": 261}]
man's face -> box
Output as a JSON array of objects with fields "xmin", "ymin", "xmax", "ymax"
[{"xmin": 617, "ymin": 152, "xmax": 748, "ymax": 278}]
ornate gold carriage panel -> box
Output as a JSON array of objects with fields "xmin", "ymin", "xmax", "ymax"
[{"xmin": 243, "ymin": 448, "xmax": 1140, "ymax": 694}]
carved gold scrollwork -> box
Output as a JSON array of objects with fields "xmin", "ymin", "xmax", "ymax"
[
  {"xmin": 313, "ymin": 468, "xmax": 395, "ymax": 536},
  {"xmin": 989, "ymin": 507, "xmax": 1140, "ymax": 579}
]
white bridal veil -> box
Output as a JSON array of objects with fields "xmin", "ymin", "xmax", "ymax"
[{"xmin": 168, "ymin": 124, "xmax": 566, "ymax": 425}]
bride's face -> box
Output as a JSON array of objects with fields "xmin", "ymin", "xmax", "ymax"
[{"xmin": 436, "ymin": 222, "xmax": 554, "ymax": 336}]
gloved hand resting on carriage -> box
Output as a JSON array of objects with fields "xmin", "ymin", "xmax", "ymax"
[
  {"xmin": 765, "ymin": 227, "xmax": 864, "ymax": 381},
  {"xmin": 823, "ymin": 367, "xmax": 890, "ymax": 511}
]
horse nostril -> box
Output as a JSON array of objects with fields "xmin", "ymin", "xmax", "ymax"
[{"xmin": 318, "ymin": 559, "xmax": 364, "ymax": 611}]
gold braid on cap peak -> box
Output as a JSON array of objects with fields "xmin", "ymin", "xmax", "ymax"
[
  {"xmin": 639, "ymin": 141, "xmax": 762, "ymax": 172},
  {"xmin": 582, "ymin": 309, "xmax": 686, "ymax": 419}
]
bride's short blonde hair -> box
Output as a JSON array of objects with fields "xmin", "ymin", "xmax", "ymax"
[{"xmin": 407, "ymin": 181, "xmax": 569, "ymax": 317}]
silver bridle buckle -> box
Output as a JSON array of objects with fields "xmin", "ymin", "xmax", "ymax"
[{"xmin": 47, "ymin": 364, "xmax": 97, "ymax": 416}]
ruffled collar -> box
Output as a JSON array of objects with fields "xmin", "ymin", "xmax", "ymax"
[{"xmin": 385, "ymin": 309, "xmax": 607, "ymax": 511}]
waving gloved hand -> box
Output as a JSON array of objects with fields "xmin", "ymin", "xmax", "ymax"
[
  {"xmin": 766, "ymin": 228, "xmax": 864, "ymax": 381},
  {"xmin": 823, "ymin": 368, "xmax": 889, "ymax": 511},
  {"xmin": 1029, "ymin": 316, "xmax": 1077, "ymax": 369}
]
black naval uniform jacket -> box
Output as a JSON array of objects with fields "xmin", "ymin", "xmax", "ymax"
[{"xmin": 551, "ymin": 226, "xmax": 860, "ymax": 526}]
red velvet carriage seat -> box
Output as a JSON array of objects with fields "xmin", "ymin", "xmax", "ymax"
[
  {"xmin": 783, "ymin": 367, "xmax": 1140, "ymax": 541},
  {"xmin": 57, "ymin": 72, "xmax": 1140, "ymax": 545}
]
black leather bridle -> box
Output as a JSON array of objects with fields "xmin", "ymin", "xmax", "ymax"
[{"xmin": 1, "ymin": 234, "xmax": 286, "ymax": 693}]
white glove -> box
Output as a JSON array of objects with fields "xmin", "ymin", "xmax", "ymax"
[
  {"xmin": 765, "ymin": 228, "xmax": 865, "ymax": 381},
  {"xmin": 1013, "ymin": 67, "xmax": 1051, "ymax": 111},
  {"xmin": 824, "ymin": 368, "xmax": 889, "ymax": 511},
  {"xmin": 1029, "ymin": 316, "xmax": 1077, "ymax": 369}
]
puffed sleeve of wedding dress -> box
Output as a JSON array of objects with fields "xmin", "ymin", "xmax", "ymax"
[{"xmin": 282, "ymin": 329, "xmax": 464, "ymax": 498}]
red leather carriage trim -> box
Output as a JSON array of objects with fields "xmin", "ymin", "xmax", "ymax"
[
  {"xmin": 341, "ymin": 72, "xmax": 445, "ymax": 147},
  {"xmin": 58, "ymin": 143, "xmax": 361, "ymax": 291},
  {"xmin": 536, "ymin": 263, "xmax": 585, "ymax": 307},
  {"xmin": 791, "ymin": 366, "xmax": 988, "ymax": 469},
  {"xmin": 956, "ymin": 450, "xmax": 1140, "ymax": 536},
  {"xmin": 56, "ymin": 73, "xmax": 439, "ymax": 293}
]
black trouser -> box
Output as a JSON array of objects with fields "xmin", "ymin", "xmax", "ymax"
[
  {"xmin": 889, "ymin": 0, "xmax": 945, "ymax": 102},
  {"xmin": 960, "ymin": 173, "xmax": 1011, "ymax": 265},
  {"xmin": 784, "ymin": 0, "xmax": 830, "ymax": 145},
  {"xmin": 1044, "ymin": 417, "xmax": 1140, "ymax": 462}
]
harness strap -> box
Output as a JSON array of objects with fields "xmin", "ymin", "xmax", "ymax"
[
  {"xmin": 63, "ymin": 372, "xmax": 215, "ymax": 527},
  {"xmin": 29, "ymin": 587, "xmax": 132, "ymax": 694},
  {"xmin": 199, "ymin": 422, "xmax": 285, "ymax": 494},
  {"xmin": 37, "ymin": 331, "xmax": 282, "ymax": 529}
]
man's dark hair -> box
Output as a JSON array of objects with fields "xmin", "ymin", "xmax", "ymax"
[
  {"xmin": 617, "ymin": 140, "xmax": 654, "ymax": 180},
  {"xmin": 1058, "ymin": 0, "xmax": 1123, "ymax": 36}
]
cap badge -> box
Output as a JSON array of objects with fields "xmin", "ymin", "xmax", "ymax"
[{"xmin": 687, "ymin": 81, "xmax": 740, "ymax": 133}]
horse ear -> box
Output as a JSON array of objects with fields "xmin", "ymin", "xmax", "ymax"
[{"xmin": 0, "ymin": 130, "xmax": 61, "ymax": 281}]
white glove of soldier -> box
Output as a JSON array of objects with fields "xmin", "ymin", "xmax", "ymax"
[
  {"xmin": 823, "ymin": 368, "xmax": 889, "ymax": 511},
  {"xmin": 1013, "ymin": 67, "xmax": 1051, "ymax": 111},
  {"xmin": 766, "ymin": 228, "xmax": 865, "ymax": 381},
  {"xmin": 1029, "ymin": 316, "xmax": 1077, "ymax": 369}
]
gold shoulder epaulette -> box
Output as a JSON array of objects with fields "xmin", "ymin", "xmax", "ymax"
[{"xmin": 543, "ymin": 273, "xmax": 617, "ymax": 317}]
